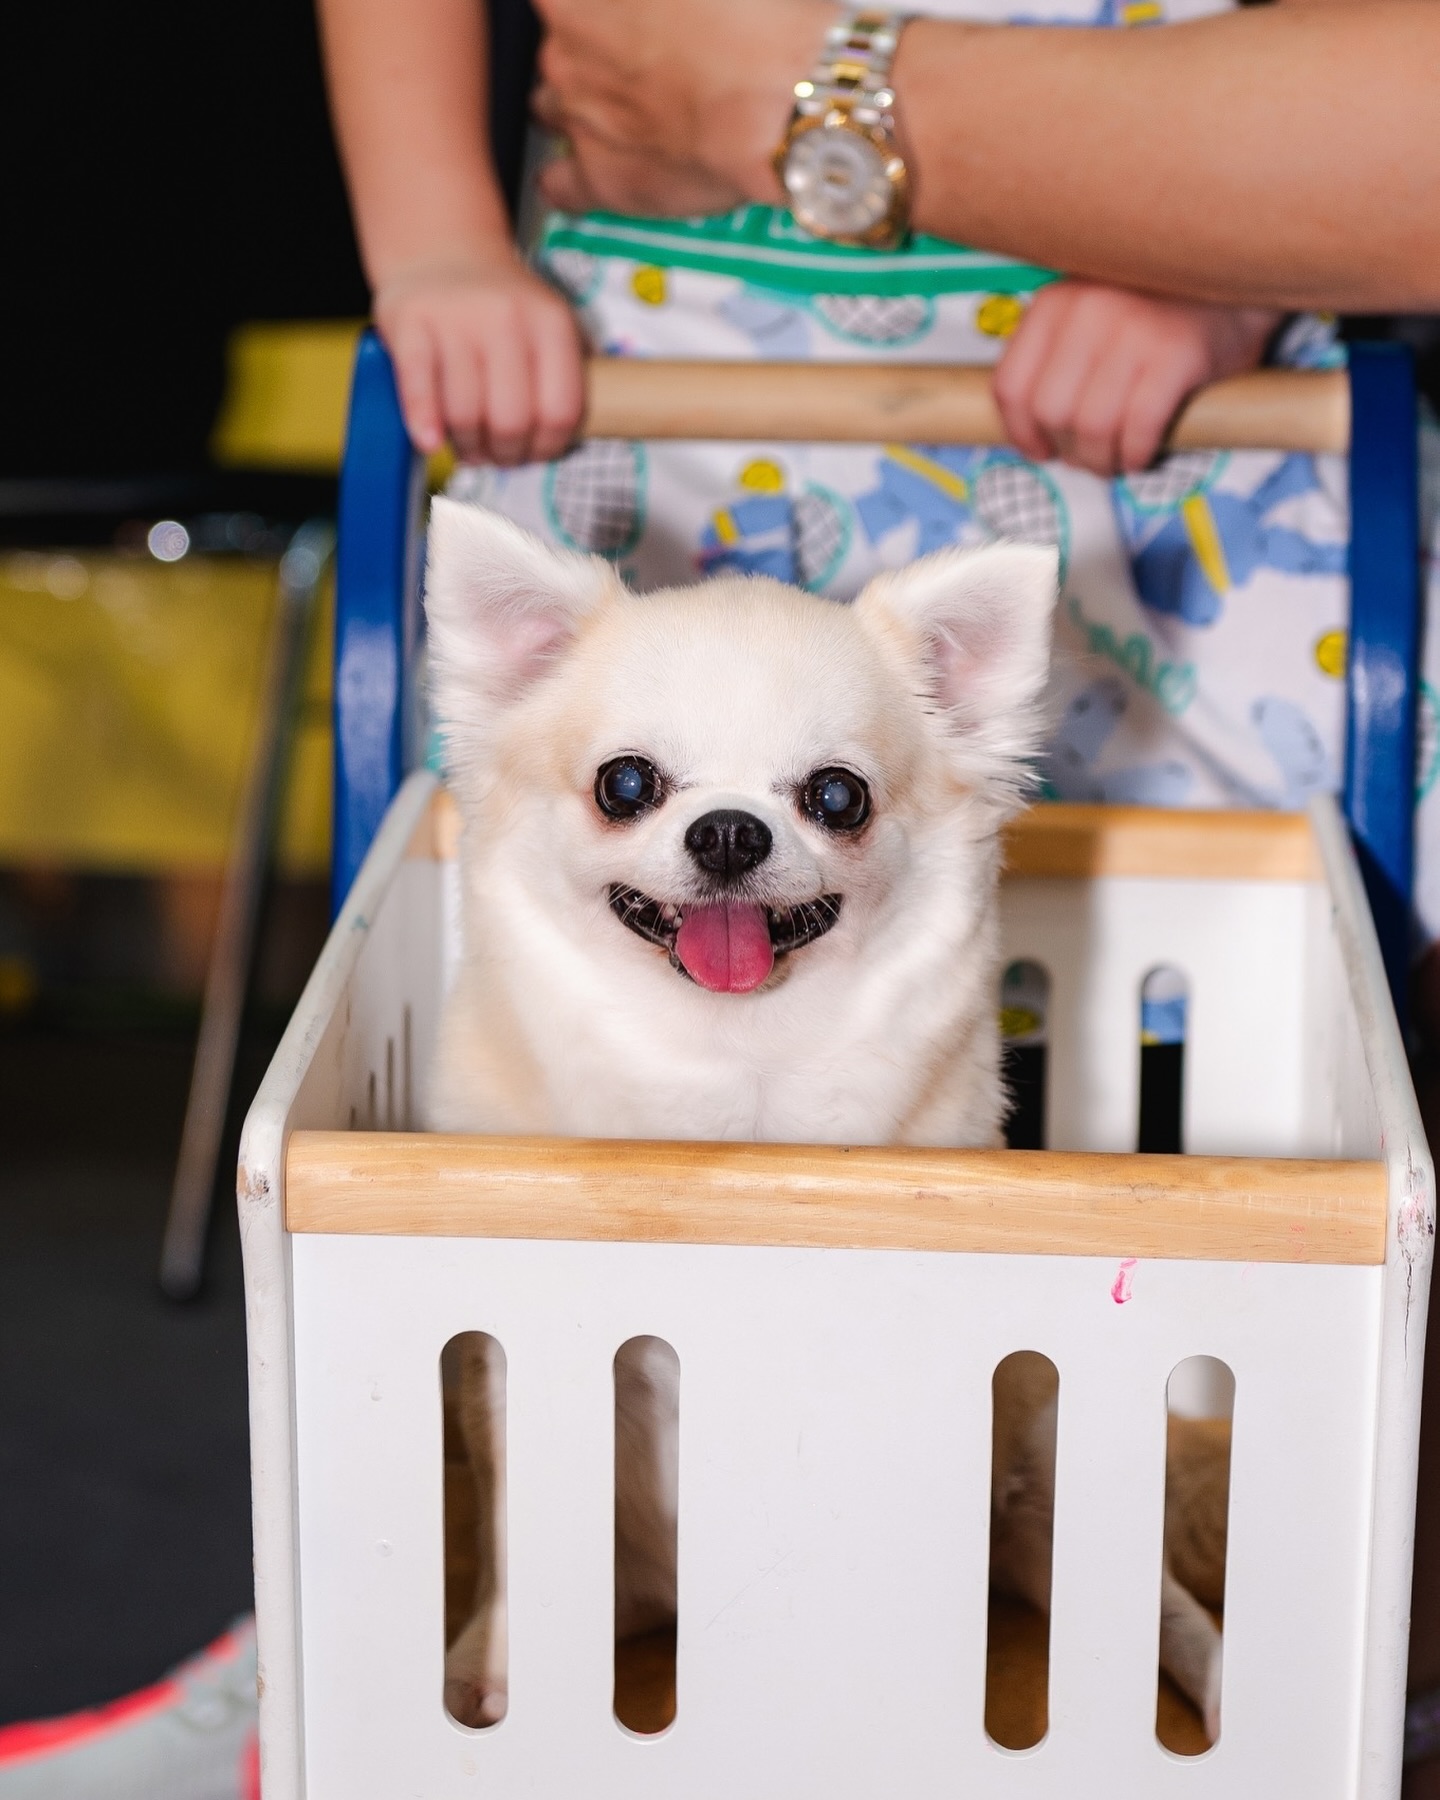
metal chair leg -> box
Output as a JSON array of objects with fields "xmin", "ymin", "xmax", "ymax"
[{"xmin": 159, "ymin": 520, "xmax": 333, "ymax": 1300}]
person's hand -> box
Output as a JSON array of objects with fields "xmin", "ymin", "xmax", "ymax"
[
  {"xmin": 372, "ymin": 253, "xmax": 585, "ymax": 465},
  {"xmin": 535, "ymin": 127, "xmax": 741, "ymax": 223},
  {"xmin": 532, "ymin": 0, "xmax": 831, "ymax": 217},
  {"xmin": 993, "ymin": 282, "xmax": 1282, "ymax": 476}
]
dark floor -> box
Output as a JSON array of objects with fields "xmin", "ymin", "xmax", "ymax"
[
  {"xmin": 4, "ymin": 1012, "xmax": 1440, "ymax": 1764},
  {"xmin": 0, "ymin": 1024, "xmax": 274, "ymax": 1724}
]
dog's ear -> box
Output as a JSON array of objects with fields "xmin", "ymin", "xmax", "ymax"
[
  {"xmin": 425, "ymin": 498, "xmax": 618, "ymax": 717},
  {"xmin": 855, "ymin": 542, "xmax": 1058, "ymax": 786}
]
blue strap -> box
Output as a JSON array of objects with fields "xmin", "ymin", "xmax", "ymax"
[
  {"xmin": 1345, "ymin": 341, "xmax": 1421, "ymax": 1021},
  {"xmin": 331, "ymin": 330, "xmax": 422, "ymax": 917}
]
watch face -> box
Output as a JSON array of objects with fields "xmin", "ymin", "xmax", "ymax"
[{"xmin": 783, "ymin": 123, "xmax": 893, "ymax": 240}]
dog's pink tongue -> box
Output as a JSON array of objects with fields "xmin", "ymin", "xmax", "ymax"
[{"xmin": 675, "ymin": 903, "xmax": 774, "ymax": 993}]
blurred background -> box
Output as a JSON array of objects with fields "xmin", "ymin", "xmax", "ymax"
[
  {"xmin": 1, "ymin": 0, "xmax": 363, "ymax": 1721},
  {"xmin": 4, "ymin": 0, "xmax": 1440, "ymax": 1788}
]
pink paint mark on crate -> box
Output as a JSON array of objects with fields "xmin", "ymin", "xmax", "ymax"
[{"xmin": 1111, "ymin": 1258, "xmax": 1137, "ymax": 1305}]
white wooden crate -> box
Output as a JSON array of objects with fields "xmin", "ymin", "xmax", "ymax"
[{"xmin": 239, "ymin": 774, "xmax": 1433, "ymax": 1800}]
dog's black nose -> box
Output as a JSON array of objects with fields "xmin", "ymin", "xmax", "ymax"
[{"xmin": 684, "ymin": 809, "xmax": 772, "ymax": 879}]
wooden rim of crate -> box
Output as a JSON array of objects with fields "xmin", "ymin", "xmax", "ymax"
[
  {"xmin": 412, "ymin": 788, "xmax": 1325, "ymax": 883},
  {"xmin": 304, "ymin": 791, "xmax": 1374, "ymax": 1264},
  {"xmin": 285, "ymin": 1132, "xmax": 1385, "ymax": 1264}
]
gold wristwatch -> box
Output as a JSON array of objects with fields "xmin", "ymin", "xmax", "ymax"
[{"xmin": 774, "ymin": 10, "xmax": 911, "ymax": 250}]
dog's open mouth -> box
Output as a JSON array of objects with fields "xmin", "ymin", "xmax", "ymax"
[{"xmin": 608, "ymin": 886, "xmax": 843, "ymax": 994}]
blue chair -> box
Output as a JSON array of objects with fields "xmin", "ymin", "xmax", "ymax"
[{"xmin": 330, "ymin": 331, "xmax": 1422, "ymax": 1020}]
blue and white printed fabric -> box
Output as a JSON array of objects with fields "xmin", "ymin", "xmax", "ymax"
[{"xmin": 453, "ymin": 0, "xmax": 1440, "ymax": 943}]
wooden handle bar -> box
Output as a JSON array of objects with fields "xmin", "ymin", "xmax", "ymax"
[{"xmin": 583, "ymin": 360, "xmax": 1350, "ymax": 455}]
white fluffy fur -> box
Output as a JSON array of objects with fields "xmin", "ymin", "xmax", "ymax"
[
  {"xmin": 425, "ymin": 498, "xmax": 1057, "ymax": 1149},
  {"xmin": 426, "ymin": 504, "xmax": 1222, "ymax": 1743}
]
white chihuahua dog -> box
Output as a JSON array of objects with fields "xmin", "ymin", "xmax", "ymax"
[
  {"xmin": 424, "ymin": 500, "xmax": 1221, "ymax": 1740},
  {"xmin": 425, "ymin": 499, "xmax": 1053, "ymax": 1148}
]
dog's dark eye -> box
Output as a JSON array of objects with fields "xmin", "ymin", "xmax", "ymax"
[
  {"xmin": 595, "ymin": 756, "xmax": 662, "ymax": 820},
  {"xmin": 800, "ymin": 766, "xmax": 871, "ymax": 832}
]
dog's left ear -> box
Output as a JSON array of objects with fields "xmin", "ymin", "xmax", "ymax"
[
  {"xmin": 855, "ymin": 542, "xmax": 1058, "ymax": 781},
  {"xmin": 425, "ymin": 498, "xmax": 619, "ymax": 720}
]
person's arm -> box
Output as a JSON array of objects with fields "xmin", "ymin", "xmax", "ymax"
[
  {"xmin": 535, "ymin": 0, "xmax": 1440, "ymax": 312},
  {"xmin": 894, "ymin": 1, "xmax": 1439, "ymax": 309},
  {"xmin": 317, "ymin": 0, "xmax": 583, "ymax": 461}
]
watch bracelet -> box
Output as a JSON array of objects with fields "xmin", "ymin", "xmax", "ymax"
[{"xmin": 796, "ymin": 11, "xmax": 907, "ymax": 130}]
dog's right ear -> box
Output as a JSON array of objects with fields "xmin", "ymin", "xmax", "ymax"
[
  {"xmin": 855, "ymin": 541, "xmax": 1058, "ymax": 797},
  {"xmin": 425, "ymin": 498, "xmax": 617, "ymax": 719}
]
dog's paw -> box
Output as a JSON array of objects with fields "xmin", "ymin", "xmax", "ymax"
[
  {"xmin": 1202, "ymin": 1642, "xmax": 1223, "ymax": 1746},
  {"xmin": 443, "ymin": 1664, "xmax": 508, "ymax": 1729},
  {"xmin": 444, "ymin": 1614, "xmax": 507, "ymax": 1728}
]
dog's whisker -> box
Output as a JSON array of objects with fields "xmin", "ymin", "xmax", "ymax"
[{"xmin": 608, "ymin": 885, "xmax": 681, "ymax": 951}]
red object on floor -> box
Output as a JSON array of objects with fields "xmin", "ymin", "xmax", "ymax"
[
  {"xmin": 0, "ymin": 1618, "xmax": 257, "ymax": 1798},
  {"xmin": 0, "ymin": 1675, "xmax": 185, "ymax": 1769}
]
